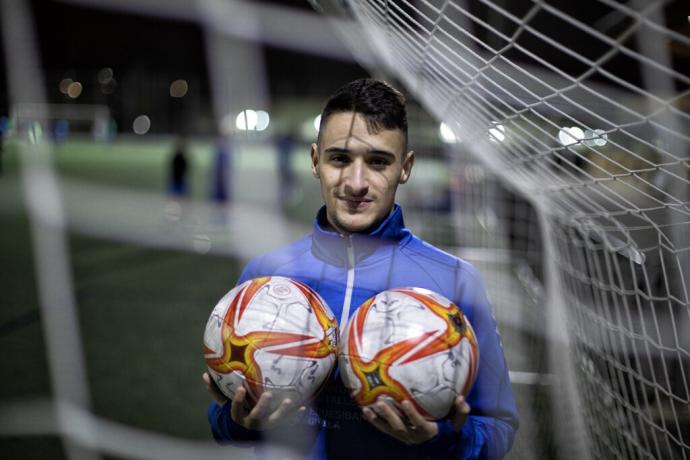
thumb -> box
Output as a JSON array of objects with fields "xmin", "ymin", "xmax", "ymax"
[
  {"xmin": 452, "ymin": 396, "xmax": 471, "ymax": 432},
  {"xmin": 202, "ymin": 372, "xmax": 228, "ymax": 406}
]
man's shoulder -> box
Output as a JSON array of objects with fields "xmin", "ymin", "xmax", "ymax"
[
  {"xmin": 395, "ymin": 234, "xmax": 485, "ymax": 292},
  {"xmin": 390, "ymin": 234, "xmax": 488, "ymax": 307},
  {"xmin": 243, "ymin": 234, "xmax": 314, "ymax": 276},
  {"xmin": 402, "ymin": 234, "xmax": 476, "ymax": 272}
]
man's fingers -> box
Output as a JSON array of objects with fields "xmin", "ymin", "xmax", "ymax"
[
  {"xmin": 362, "ymin": 406, "xmax": 377, "ymax": 423},
  {"xmin": 248, "ymin": 392, "xmax": 273, "ymax": 419},
  {"xmin": 451, "ymin": 396, "xmax": 471, "ymax": 432},
  {"xmin": 266, "ymin": 397, "xmax": 294, "ymax": 423},
  {"xmin": 400, "ymin": 400, "xmax": 427, "ymax": 428},
  {"xmin": 362, "ymin": 406, "xmax": 390, "ymax": 433},
  {"xmin": 202, "ymin": 372, "xmax": 228, "ymax": 406},
  {"xmin": 458, "ymin": 396, "xmax": 470, "ymax": 413},
  {"xmin": 232, "ymin": 386, "xmax": 247, "ymax": 405},
  {"xmin": 374, "ymin": 401, "xmax": 406, "ymax": 432},
  {"xmin": 230, "ymin": 386, "xmax": 250, "ymax": 424}
]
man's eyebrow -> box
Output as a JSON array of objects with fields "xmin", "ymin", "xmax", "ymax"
[
  {"xmin": 368, "ymin": 150, "xmax": 396, "ymax": 159},
  {"xmin": 324, "ymin": 147, "xmax": 396, "ymax": 158},
  {"xmin": 323, "ymin": 147, "xmax": 350, "ymax": 154}
]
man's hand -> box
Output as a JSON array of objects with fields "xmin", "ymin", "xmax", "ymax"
[
  {"xmin": 362, "ymin": 396, "xmax": 471, "ymax": 445},
  {"xmin": 202, "ymin": 372, "xmax": 305, "ymax": 430},
  {"xmin": 449, "ymin": 395, "xmax": 471, "ymax": 432},
  {"xmin": 202, "ymin": 372, "xmax": 229, "ymax": 406}
]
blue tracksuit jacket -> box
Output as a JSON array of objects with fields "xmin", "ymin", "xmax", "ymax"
[{"xmin": 208, "ymin": 205, "xmax": 519, "ymax": 459}]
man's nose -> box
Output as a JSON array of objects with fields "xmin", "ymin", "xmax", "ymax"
[{"xmin": 343, "ymin": 160, "xmax": 368, "ymax": 196}]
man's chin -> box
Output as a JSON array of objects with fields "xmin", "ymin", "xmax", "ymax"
[
  {"xmin": 328, "ymin": 214, "xmax": 366, "ymax": 233},
  {"xmin": 337, "ymin": 216, "xmax": 381, "ymax": 234}
]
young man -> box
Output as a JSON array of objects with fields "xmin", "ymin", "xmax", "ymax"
[{"xmin": 203, "ymin": 78, "xmax": 518, "ymax": 459}]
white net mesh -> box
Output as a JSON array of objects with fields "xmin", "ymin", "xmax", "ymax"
[{"xmin": 313, "ymin": 0, "xmax": 690, "ymax": 458}]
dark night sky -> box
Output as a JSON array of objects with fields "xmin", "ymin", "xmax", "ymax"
[
  {"xmin": 10, "ymin": 0, "xmax": 366, "ymax": 132},
  {"xmin": 2, "ymin": 1, "xmax": 687, "ymax": 123},
  {"xmin": 32, "ymin": 2, "xmax": 207, "ymax": 73},
  {"xmin": 29, "ymin": 0, "xmax": 366, "ymax": 98}
]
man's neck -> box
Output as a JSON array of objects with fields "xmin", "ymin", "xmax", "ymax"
[{"xmin": 322, "ymin": 206, "xmax": 395, "ymax": 236}]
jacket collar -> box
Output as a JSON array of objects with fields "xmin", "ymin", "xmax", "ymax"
[{"xmin": 311, "ymin": 204, "xmax": 411, "ymax": 266}]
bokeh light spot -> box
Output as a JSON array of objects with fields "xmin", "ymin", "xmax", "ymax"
[
  {"xmin": 235, "ymin": 110, "xmax": 258, "ymax": 130},
  {"xmin": 98, "ymin": 67, "xmax": 114, "ymax": 84},
  {"xmin": 132, "ymin": 115, "xmax": 151, "ymax": 135},
  {"xmin": 59, "ymin": 78, "xmax": 73, "ymax": 95},
  {"xmin": 255, "ymin": 110, "xmax": 270, "ymax": 131},
  {"xmin": 169, "ymin": 79, "xmax": 189, "ymax": 98},
  {"xmin": 66, "ymin": 81, "xmax": 82, "ymax": 98},
  {"xmin": 439, "ymin": 122, "xmax": 458, "ymax": 143}
]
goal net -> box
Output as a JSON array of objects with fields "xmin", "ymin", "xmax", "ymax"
[
  {"xmin": 313, "ymin": 0, "xmax": 690, "ymax": 459},
  {"xmin": 1, "ymin": 0, "xmax": 687, "ymax": 459}
]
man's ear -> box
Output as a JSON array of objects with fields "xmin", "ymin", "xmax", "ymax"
[
  {"xmin": 310, "ymin": 143, "xmax": 320, "ymax": 178},
  {"xmin": 399, "ymin": 150, "xmax": 415, "ymax": 184}
]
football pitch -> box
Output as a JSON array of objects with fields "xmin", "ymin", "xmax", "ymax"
[{"xmin": 0, "ymin": 137, "xmax": 320, "ymax": 459}]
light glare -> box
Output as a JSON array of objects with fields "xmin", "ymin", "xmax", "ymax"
[
  {"xmin": 235, "ymin": 110, "xmax": 258, "ymax": 130},
  {"xmin": 255, "ymin": 110, "xmax": 270, "ymax": 131},
  {"xmin": 558, "ymin": 126, "xmax": 585, "ymax": 146},
  {"xmin": 584, "ymin": 128, "xmax": 608, "ymax": 147},
  {"xmin": 489, "ymin": 123, "xmax": 506, "ymax": 143},
  {"xmin": 439, "ymin": 122, "xmax": 458, "ymax": 143}
]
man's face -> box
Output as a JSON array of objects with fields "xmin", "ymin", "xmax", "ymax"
[{"xmin": 311, "ymin": 112, "xmax": 414, "ymax": 234}]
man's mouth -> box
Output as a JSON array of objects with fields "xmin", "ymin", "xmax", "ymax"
[{"xmin": 340, "ymin": 197, "xmax": 373, "ymax": 209}]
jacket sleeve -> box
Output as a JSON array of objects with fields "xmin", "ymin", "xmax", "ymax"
[
  {"xmin": 207, "ymin": 401, "xmax": 261, "ymax": 443},
  {"xmin": 206, "ymin": 260, "xmax": 264, "ymax": 444},
  {"xmin": 426, "ymin": 263, "xmax": 519, "ymax": 459}
]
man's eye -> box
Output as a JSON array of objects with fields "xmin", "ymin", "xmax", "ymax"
[
  {"xmin": 369, "ymin": 158, "xmax": 390, "ymax": 167},
  {"xmin": 330, "ymin": 155, "xmax": 349, "ymax": 164}
]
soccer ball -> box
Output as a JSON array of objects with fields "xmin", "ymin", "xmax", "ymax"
[
  {"xmin": 339, "ymin": 287, "xmax": 479, "ymax": 420},
  {"xmin": 204, "ymin": 276, "xmax": 339, "ymax": 411}
]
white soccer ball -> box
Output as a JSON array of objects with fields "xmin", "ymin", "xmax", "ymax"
[
  {"xmin": 204, "ymin": 276, "xmax": 339, "ymax": 411},
  {"xmin": 339, "ymin": 287, "xmax": 479, "ymax": 420}
]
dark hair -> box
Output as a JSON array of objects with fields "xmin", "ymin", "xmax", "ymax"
[{"xmin": 317, "ymin": 78, "xmax": 408, "ymax": 149}]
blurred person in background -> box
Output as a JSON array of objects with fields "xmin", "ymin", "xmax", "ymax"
[
  {"xmin": 276, "ymin": 131, "xmax": 296, "ymax": 212},
  {"xmin": 169, "ymin": 137, "xmax": 189, "ymax": 197},
  {"xmin": 0, "ymin": 116, "xmax": 8, "ymax": 176},
  {"xmin": 211, "ymin": 135, "xmax": 232, "ymax": 204}
]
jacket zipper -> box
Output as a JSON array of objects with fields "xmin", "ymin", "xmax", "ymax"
[{"xmin": 340, "ymin": 234, "xmax": 355, "ymax": 332}]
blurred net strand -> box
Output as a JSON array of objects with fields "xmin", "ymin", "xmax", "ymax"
[
  {"xmin": 541, "ymin": 215, "xmax": 592, "ymax": 458},
  {"xmin": 1, "ymin": 0, "xmax": 99, "ymax": 459},
  {"xmin": 0, "ymin": 399, "xmax": 244, "ymax": 460}
]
